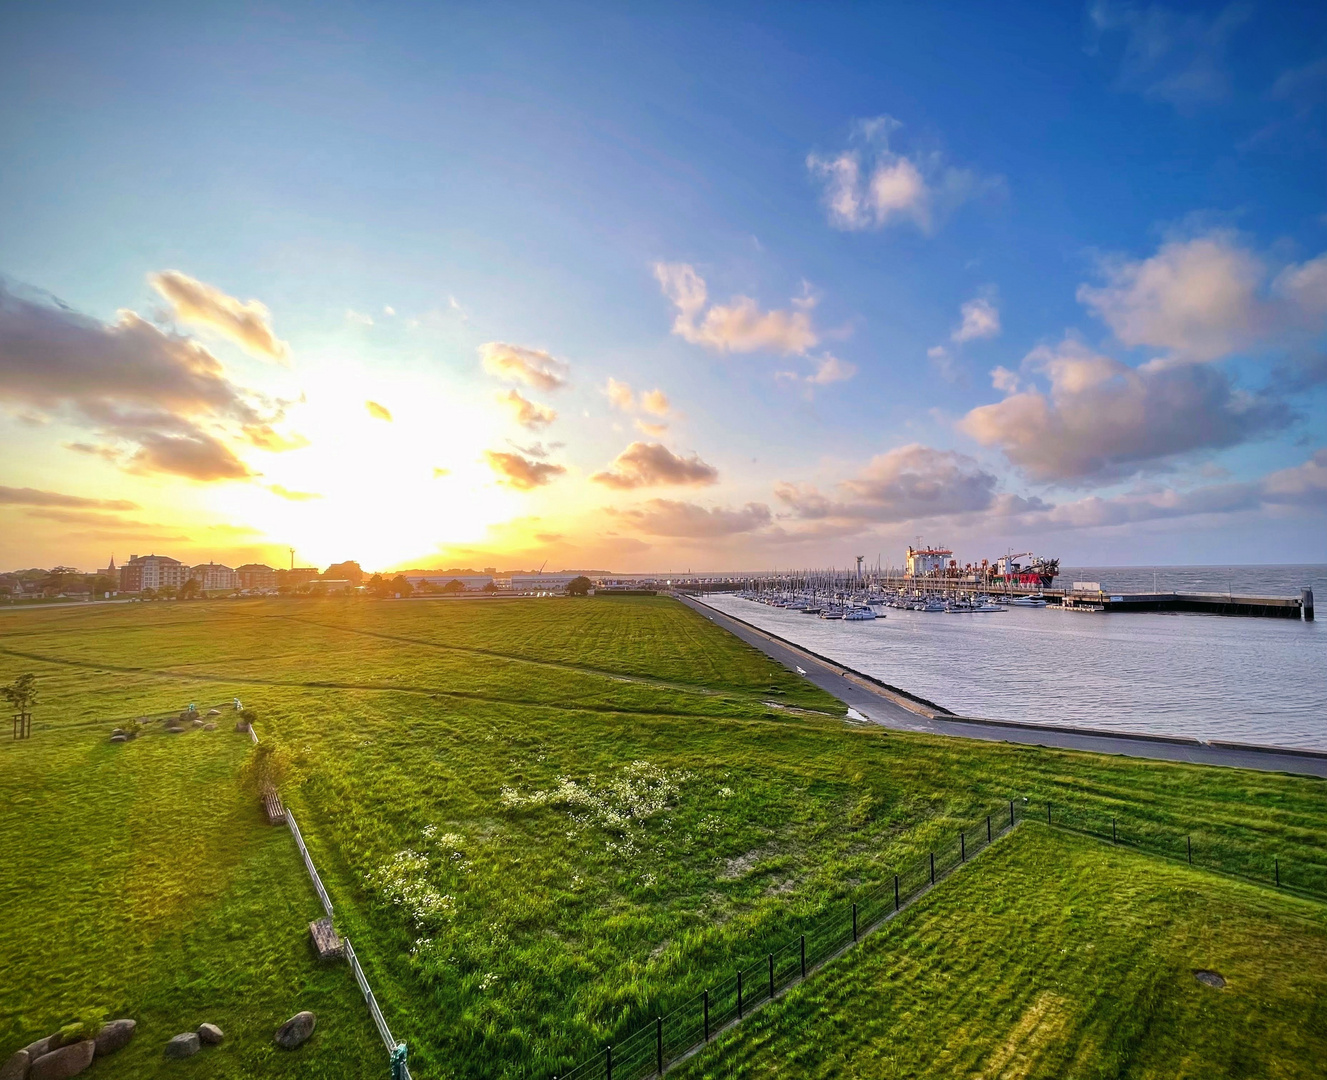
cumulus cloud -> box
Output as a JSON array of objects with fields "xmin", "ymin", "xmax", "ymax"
[
  {"xmin": 777, "ymin": 353, "xmax": 858, "ymax": 392},
  {"xmin": 366, "ymin": 400, "xmax": 393, "ymax": 421},
  {"xmin": 0, "ymin": 280, "xmax": 298, "ymax": 482},
  {"xmin": 776, "ymin": 444, "xmax": 1010, "ymax": 524},
  {"xmin": 959, "ymin": 338, "xmax": 1289, "ymax": 483},
  {"xmin": 497, "ymin": 388, "xmax": 557, "ymax": 430},
  {"xmin": 654, "ymin": 263, "xmax": 817, "ymax": 355},
  {"xmin": 610, "ymin": 499, "xmax": 772, "ymax": 538},
  {"xmin": 591, "ymin": 442, "xmax": 719, "ymax": 490},
  {"xmin": 480, "ymin": 342, "xmax": 569, "ymax": 391},
  {"xmin": 150, "ymin": 270, "xmax": 290, "ymax": 364},
  {"xmin": 806, "ymin": 116, "xmax": 996, "ymax": 233},
  {"xmin": 952, "ymin": 295, "xmax": 1001, "ymax": 343},
  {"xmin": 1077, "ymin": 232, "xmax": 1267, "ymax": 361},
  {"xmin": 604, "ymin": 379, "xmax": 675, "ymax": 432},
  {"xmin": 484, "ymin": 450, "xmax": 566, "ymax": 490},
  {"xmin": 1088, "ymin": 1, "xmax": 1250, "ymax": 109}
]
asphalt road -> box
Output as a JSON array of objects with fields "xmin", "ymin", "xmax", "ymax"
[{"xmin": 679, "ymin": 593, "xmax": 1327, "ymax": 779}]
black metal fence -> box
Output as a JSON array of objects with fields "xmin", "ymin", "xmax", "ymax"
[
  {"xmin": 552, "ymin": 799, "xmax": 1024, "ymax": 1080},
  {"xmin": 1043, "ymin": 800, "xmax": 1327, "ymax": 902}
]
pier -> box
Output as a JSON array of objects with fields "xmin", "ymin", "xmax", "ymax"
[{"xmin": 668, "ymin": 575, "xmax": 1315, "ymax": 620}]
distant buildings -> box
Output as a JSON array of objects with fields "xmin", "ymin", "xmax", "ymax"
[
  {"xmin": 236, "ymin": 563, "xmax": 278, "ymax": 591},
  {"xmin": 283, "ymin": 567, "xmax": 321, "ymax": 587},
  {"xmin": 119, "ymin": 554, "xmax": 186, "ymax": 593},
  {"xmin": 403, "ymin": 571, "xmax": 494, "ymax": 591},
  {"xmin": 190, "ymin": 562, "xmax": 239, "ymax": 591}
]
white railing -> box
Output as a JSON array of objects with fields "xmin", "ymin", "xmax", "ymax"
[{"xmin": 284, "ymin": 808, "xmax": 334, "ymax": 920}]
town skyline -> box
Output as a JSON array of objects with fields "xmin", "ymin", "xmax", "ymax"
[{"xmin": 2, "ymin": 3, "xmax": 1326, "ymax": 573}]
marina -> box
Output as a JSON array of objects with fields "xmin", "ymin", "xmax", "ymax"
[{"xmin": 696, "ymin": 567, "xmax": 1327, "ymax": 751}]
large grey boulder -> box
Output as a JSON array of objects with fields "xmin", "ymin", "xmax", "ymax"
[
  {"xmin": 196, "ymin": 1023, "xmax": 224, "ymax": 1045},
  {"xmin": 273, "ymin": 1011, "xmax": 316, "ymax": 1049},
  {"xmin": 20, "ymin": 1036, "xmax": 57, "ymax": 1060},
  {"xmin": 94, "ymin": 1019, "xmax": 136, "ymax": 1057},
  {"xmin": 29, "ymin": 1040, "xmax": 94, "ymax": 1080},
  {"xmin": 163, "ymin": 1033, "xmax": 199, "ymax": 1059},
  {"xmin": 0, "ymin": 1050, "xmax": 30, "ymax": 1080}
]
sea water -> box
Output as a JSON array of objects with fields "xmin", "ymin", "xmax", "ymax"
[{"xmin": 702, "ymin": 565, "xmax": 1327, "ymax": 751}]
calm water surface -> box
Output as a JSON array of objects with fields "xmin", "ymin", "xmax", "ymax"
[{"xmin": 703, "ymin": 565, "xmax": 1327, "ymax": 751}]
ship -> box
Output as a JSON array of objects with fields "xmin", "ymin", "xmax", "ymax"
[
  {"xmin": 904, "ymin": 545, "xmax": 1060, "ymax": 589},
  {"xmin": 983, "ymin": 551, "xmax": 1060, "ymax": 589}
]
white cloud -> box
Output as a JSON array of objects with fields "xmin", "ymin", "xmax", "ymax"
[
  {"xmin": 150, "ymin": 271, "xmax": 291, "ymax": 365},
  {"xmin": 654, "ymin": 263, "xmax": 818, "ymax": 355},
  {"xmin": 604, "ymin": 378, "xmax": 635, "ymax": 411},
  {"xmin": 480, "ymin": 342, "xmax": 570, "ymax": 391},
  {"xmin": 960, "ymin": 338, "xmax": 1288, "ymax": 483},
  {"xmin": 806, "ymin": 116, "xmax": 996, "ymax": 233},
  {"xmin": 610, "ymin": 499, "xmax": 772, "ymax": 538},
  {"xmin": 952, "ymin": 295, "xmax": 1001, "ymax": 343},
  {"xmin": 591, "ymin": 442, "xmax": 719, "ymax": 490},
  {"xmin": 1089, "ymin": 1, "xmax": 1250, "ymax": 109},
  {"xmin": 346, "ymin": 309, "xmax": 374, "ymax": 326},
  {"xmin": 497, "ymin": 389, "xmax": 557, "ymax": 430}
]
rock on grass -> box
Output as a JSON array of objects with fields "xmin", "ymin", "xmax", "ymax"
[
  {"xmin": 274, "ymin": 1011, "xmax": 316, "ymax": 1049},
  {"xmin": 164, "ymin": 1033, "xmax": 200, "ymax": 1059},
  {"xmin": 30, "ymin": 1040, "xmax": 95, "ymax": 1080},
  {"xmin": 94, "ymin": 1019, "xmax": 135, "ymax": 1057}
]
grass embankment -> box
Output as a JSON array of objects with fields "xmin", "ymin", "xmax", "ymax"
[
  {"xmin": 681, "ymin": 823, "xmax": 1327, "ymax": 1079},
  {"xmin": 1, "ymin": 596, "xmax": 1325, "ymax": 1079}
]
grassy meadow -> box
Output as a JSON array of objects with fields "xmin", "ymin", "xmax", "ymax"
[
  {"xmin": 1, "ymin": 595, "xmax": 1325, "ymax": 1078},
  {"xmin": 680, "ymin": 822, "xmax": 1327, "ymax": 1080}
]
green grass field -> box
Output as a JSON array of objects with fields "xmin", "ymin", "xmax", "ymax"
[
  {"xmin": 680, "ymin": 822, "xmax": 1327, "ymax": 1080},
  {"xmin": 1, "ymin": 595, "xmax": 1325, "ymax": 1078}
]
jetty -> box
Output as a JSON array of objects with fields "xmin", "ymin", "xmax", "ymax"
[{"xmin": 1061, "ymin": 587, "xmax": 1313, "ymax": 619}]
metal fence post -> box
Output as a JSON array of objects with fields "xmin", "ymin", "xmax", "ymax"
[
  {"xmin": 606, "ymin": 1044, "xmax": 612, "ymax": 1080},
  {"xmin": 1112, "ymin": 817, "xmax": 1117, "ymax": 843},
  {"xmin": 930, "ymin": 852, "xmax": 935, "ymax": 885},
  {"xmin": 1275, "ymin": 858, "xmax": 1280, "ymax": 887},
  {"xmin": 656, "ymin": 1017, "xmax": 663, "ymax": 1075},
  {"xmin": 960, "ymin": 831, "xmax": 966, "ymax": 862},
  {"xmin": 987, "ymin": 815, "xmax": 992, "ymax": 842},
  {"xmin": 1047, "ymin": 803, "xmax": 1051, "ymax": 826},
  {"xmin": 894, "ymin": 875, "xmax": 899, "ymax": 911},
  {"xmin": 737, "ymin": 971, "xmax": 743, "ymax": 1018},
  {"xmin": 703, "ymin": 990, "xmax": 710, "ymax": 1042},
  {"xmin": 1187, "ymin": 836, "xmax": 1192, "ymax": 865}
]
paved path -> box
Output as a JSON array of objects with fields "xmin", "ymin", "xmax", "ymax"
[{"xmin": 680, "ymin": 594, "xmax": 1327, "ymax": 779}]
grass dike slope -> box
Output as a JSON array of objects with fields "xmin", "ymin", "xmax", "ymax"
[
  {"xmin": 679, "ymin": 824, "xmax": 1327, "ymax": 1079},
  {"xmin": 2, "ymin": 595, "xmax": 1326, "ymax": 1078}
]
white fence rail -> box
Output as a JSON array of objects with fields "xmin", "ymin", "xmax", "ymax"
[
  {"xmin": 250, "ymin": 722, "xmax": 410, "ymax": 1076},
  {"xmin": 284, "ymin": 809, "xmax": 334, "ymax": 920}
]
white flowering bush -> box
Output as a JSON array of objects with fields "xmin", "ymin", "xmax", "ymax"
[
  {"xmin": 368, "ymin": 848, "xmax": 455, "ymax": 931},
  {"xmin": 499, "ymin": 760, "xmax": 686, "ymax": 834}
]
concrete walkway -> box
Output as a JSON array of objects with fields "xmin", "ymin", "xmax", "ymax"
[{"xmin": 680, "ymin": 593, "xmax": 1327, "ymax": 779}]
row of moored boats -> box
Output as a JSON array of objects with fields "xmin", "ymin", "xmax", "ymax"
[{"xmin": 740, "ymin": 589, "xmax": 1050, "ymax": 619}]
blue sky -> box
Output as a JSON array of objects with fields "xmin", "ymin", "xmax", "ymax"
[{"xmin": 1, "ymin": 1, "xmax": 1324, "ymax": 572}]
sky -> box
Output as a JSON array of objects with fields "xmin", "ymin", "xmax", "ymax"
[{"xmin": 1, "ymin": 0, "xmax": 1325, "ymax": 574}]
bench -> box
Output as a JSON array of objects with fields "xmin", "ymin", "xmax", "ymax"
[
  {"xmin": 262, "ymin": 785, "xmax": 285, "ymax": 825},
  {"xmin": 309, "ymin": 915, "xmax": 344, "ymax": 961}
]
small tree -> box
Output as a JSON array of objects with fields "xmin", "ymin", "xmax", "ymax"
[
  {"xmin": 4, "ymin": 673, "xmax": 36, "ymax": 738},
  {"xmin": 390, "ymin": 574, "xmax": 413, "ymax": 596},
  {"xmin": 442, "ymin": 579, "xmax": 466, "ymax": 595},
  {"xmin": 566, "ymin": 575, "xmax": 592, "ymax": 596},
  {"xmin": 179, "ymin": 578, "xmax": 201, "ymax": 600},
  {"xmin": 238, "ymin": 741, "xmax": 293, "ymax": 795}
]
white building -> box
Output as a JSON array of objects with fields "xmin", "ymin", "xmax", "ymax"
[
  {"xmin": 190, "ymin": 563, "xmax": 239, "ymax": 591},
  {"xmin": 508, "ymin": 572, "xmax": 585, "ymax": 593},
  {"xmin": 905, "ymin": 546, "xmax": 953, "ymax": 577},
  {"xmin": 120, "ymin": 554, "xmax": 186, "ymax": 592}
]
